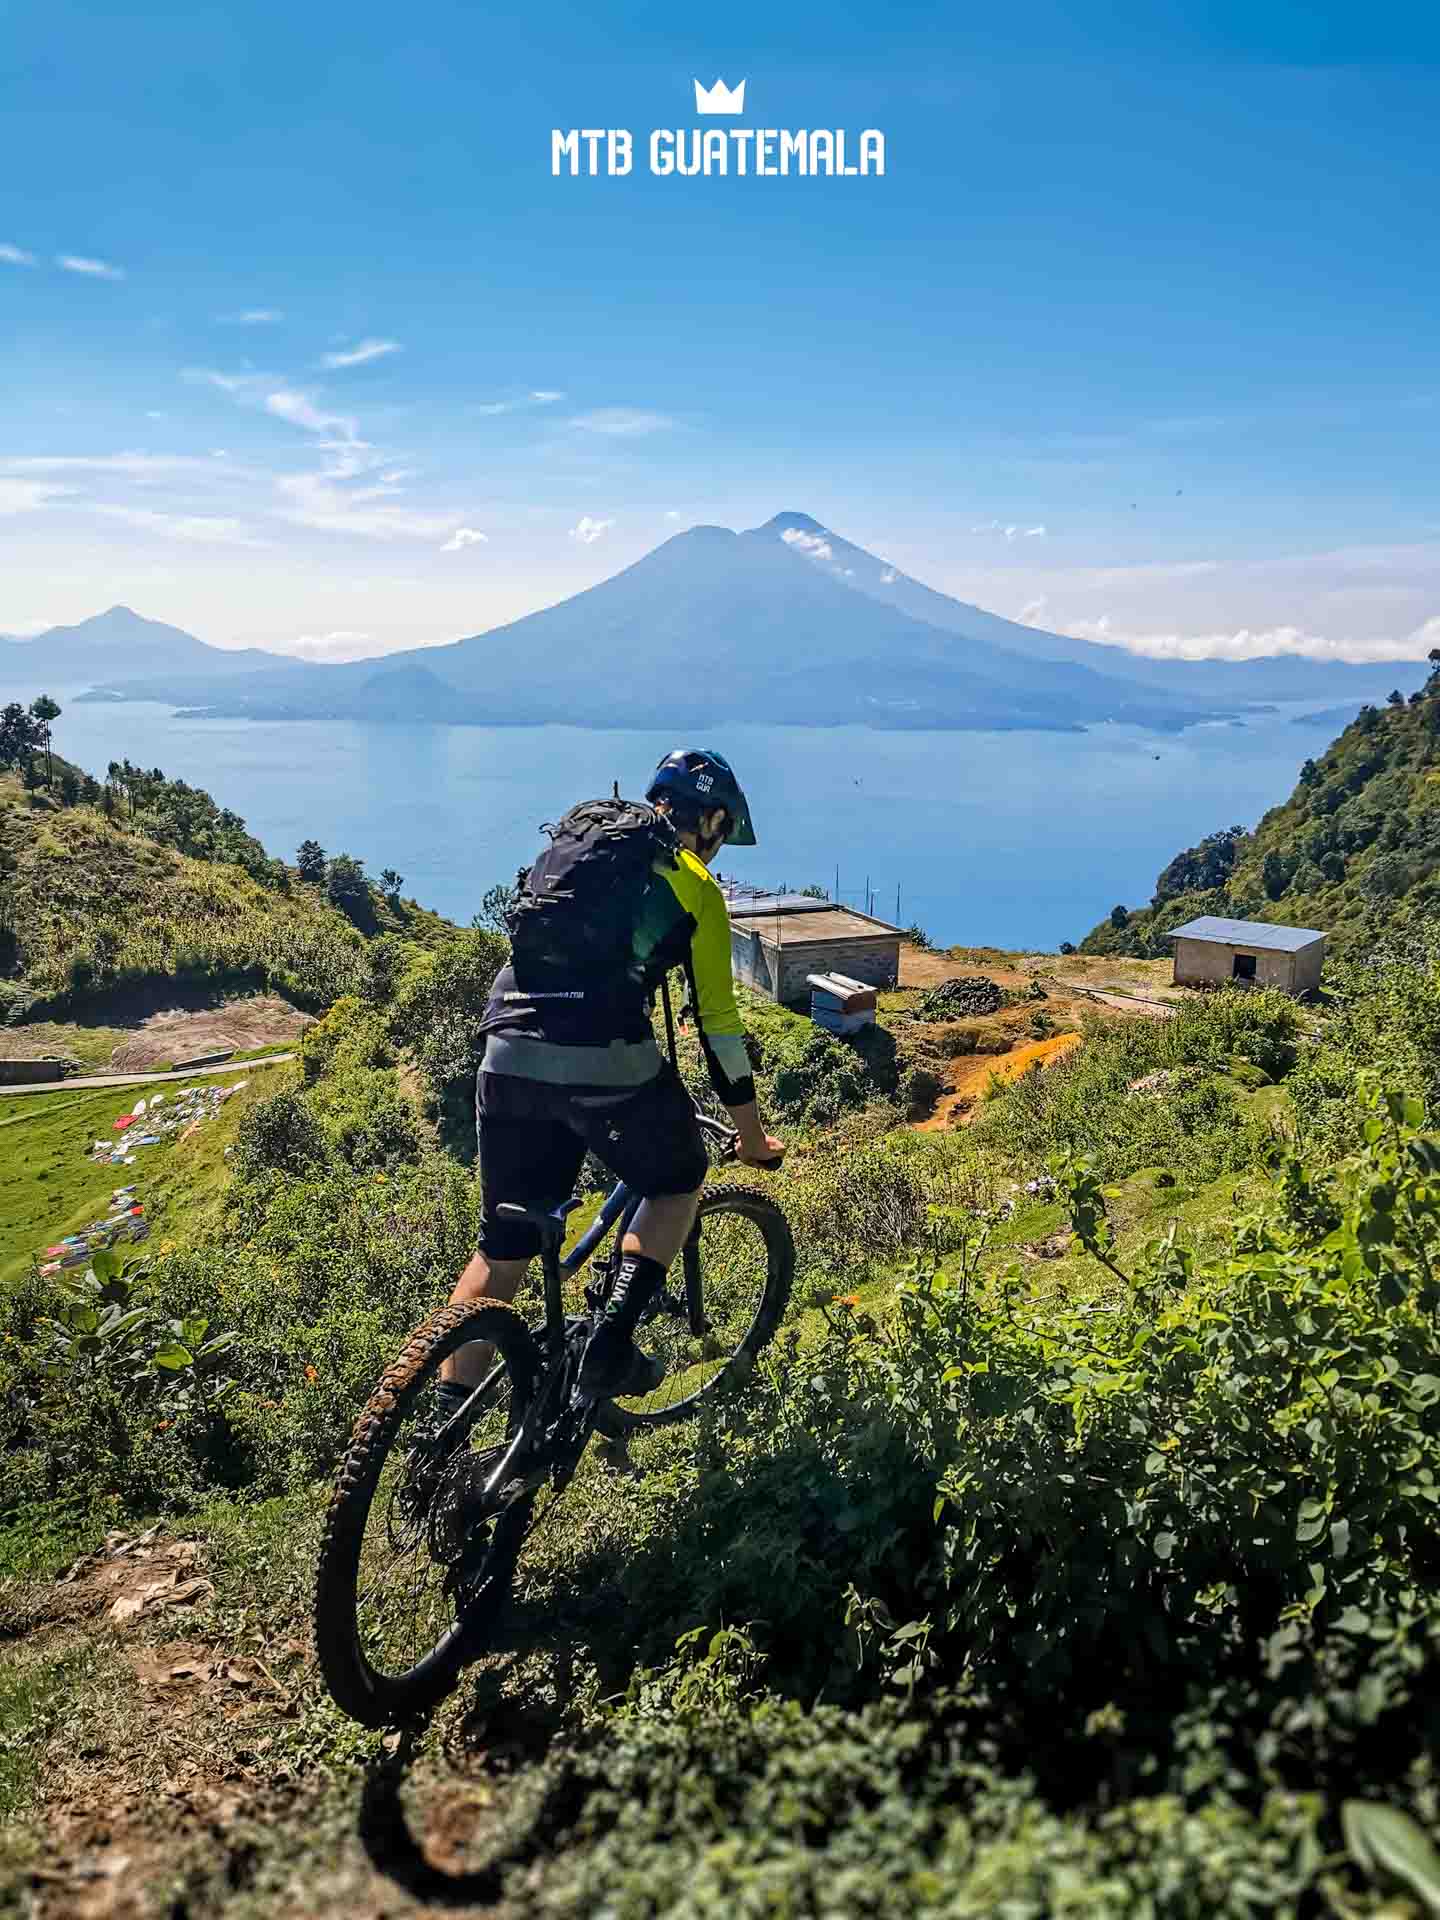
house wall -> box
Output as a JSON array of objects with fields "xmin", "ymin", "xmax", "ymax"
[
  {"xmin": 776, "ymin": 939, "xmax": 898, "ymax": 1006},
  {"xmin": 730, "ymin": 929, "xmax": 900, "ymax": 1005},
  {"xmin": 1172, "ymin": 936, "xmax": 1324, "ymax": 997}
]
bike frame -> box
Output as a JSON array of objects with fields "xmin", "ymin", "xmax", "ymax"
[{"xmin": 540, "ymin": 1104, "xmax": 735, "ymax": 1359}]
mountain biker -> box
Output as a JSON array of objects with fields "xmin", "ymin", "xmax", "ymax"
[{"xmin": 434, "ymin": 748, "xmax": 786, "ymax": 1417}]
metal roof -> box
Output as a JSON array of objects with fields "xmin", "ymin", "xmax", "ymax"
[
  {"xmin": 1167, "ymin": 915, "xmax": 1325, "ymax": 953},
  {"xmin": 724, "ymin": 892, "xmax": 834, "ymax": 918}
]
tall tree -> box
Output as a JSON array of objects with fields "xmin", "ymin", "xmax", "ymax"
[
  {"xmin": 296, "ymin": 839, "xmax": 327, "ymax": 883},
  {"xmin": 0, "ymin": 703, "xmax": 40, "ymax": 773},
  {"xmin": 379, "ymin": 867, "xmax": 404, "ymax": 902},
  {"xmin": 28, "ymin": 695, "xmax": 60, "ymax": 786}
]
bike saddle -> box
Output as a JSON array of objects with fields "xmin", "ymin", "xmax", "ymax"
[{"xmin": 496, "ymin": 1197, "xmax": 584, "ymax": 1246}]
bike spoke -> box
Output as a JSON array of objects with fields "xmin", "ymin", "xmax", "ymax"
[
  {"xmin": 613, "ymin": 1201, "xmax": 772, "ymax": 1419},
  {"xmin": 350, "ymin": 1364, "xmax": 522, "ymax": 1684}
]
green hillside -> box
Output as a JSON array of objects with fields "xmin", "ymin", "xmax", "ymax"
[
  {"xmin": 0, "ymin": 763, "xmax": 451, "ymax": 1021},
  {"xmin": 1080, "ymin": 659, "xmax": 1440, "ymax": 958},
  {"xmin": 4, "ymin": 700, "xmax": 1440, "ymax": 1914}
]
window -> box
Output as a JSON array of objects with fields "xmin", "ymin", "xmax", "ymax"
[{"xmin": 1232, "ymin": 953, "xmax": 1257, "ymax": 982}]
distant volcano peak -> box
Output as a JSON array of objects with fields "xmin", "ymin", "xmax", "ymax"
[{"xmin": 754, "ymin": 510, "xmax": 829, "ymax": 538}]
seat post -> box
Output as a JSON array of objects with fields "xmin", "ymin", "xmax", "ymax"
[{"xmin": 540, "ymin": 1234, "xmax": 566, "ymax": 1359}]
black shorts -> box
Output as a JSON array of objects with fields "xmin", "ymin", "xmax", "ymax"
[{"xmin": 475, "ymin": 1065, "xmax": 709, "ymax": 1260}]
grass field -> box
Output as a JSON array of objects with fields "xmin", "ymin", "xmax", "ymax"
[{"xmin": 0, "ymin": 1067, "xmax": 289, "ymax": 1288}]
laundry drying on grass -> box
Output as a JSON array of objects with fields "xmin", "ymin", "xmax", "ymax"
[
  {"xmin": 38, "ymin": 1188, "xmax": 151, "ymax": 1274},
  {"xmin": 88, "ymin": 1081, "xmax": 250, "ymax": 1169}
]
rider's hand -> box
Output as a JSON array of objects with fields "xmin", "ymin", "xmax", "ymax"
[{"xmin": 737, "ymin": 1131, "xmax": 785, "ymax": 1168}]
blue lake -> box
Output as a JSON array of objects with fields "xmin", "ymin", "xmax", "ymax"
[{"xmin": 8, "ymin": 688, "xmax": 1346, "ymax": 949}]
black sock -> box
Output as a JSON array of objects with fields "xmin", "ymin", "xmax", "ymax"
[
  {"xmin": 603, "ymin": 1253, "xmax": 668, "ymax": 1336},
  {"xmin": 433, "ymin": 1378, "xmax": 471, "ymax": 1422}
]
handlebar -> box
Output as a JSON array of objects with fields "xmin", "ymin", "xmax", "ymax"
[{"xmin": 692, "ymin": 1108, "xmax": 783, "ymax": 1170}]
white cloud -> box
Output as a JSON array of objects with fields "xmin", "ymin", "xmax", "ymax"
[
  {"xmin": 145, "ymin": 410, "xmax": 166, "ymax": 421},
  {"xmin": 321, "ymin": 338, "xmax": 402, "ymax": 369},
  {"xmin": 92, "ymin": 505, "xmax": 265, "ymax": 547},
  {"xmin": 569, "ymin": 515, "xmax": 614, "ymax": 545},
  {"xmin": 0, "ymin": 478, "xmax": 74, "ymax": 515},
  {"xmin": 56, "ymin": 254, "xmax": 124, "ymax": 280},
  {"xmin": 971, "ymin": 519, "xmax": 1047, "ymax": 542},
  {"xmin": 568, "ymin": 408, "xmax": 672, "ymax": 436},
  {"xmin": 441, "ymin": 527, "xmax": 488, "ymax": 552},
  {"xmin": 185, "ymin": 367, "xmax": 272, "ymax": 399},
  {"xmin": 265, "ymin": 388, "xmax": 361, "ymax": 441},
  {"xmin": 381, "ymin": 468, "xmax": 418, "ymax": 484},
  {"xmin": 1, "ymin": 451, "xmax": 232, "ymax": 478},
  {"xmin": 664, "ymin": 510, "xmax": 682, "ymax": 521},
  {"xmin": 275, "ymin": 469, "xmax": 460, "ymax": 540},
  {"xmin": 220, "ymin": 309, "xmax": 283, "ymax": 324},
  {"xmin": 1054, "ymin": 611, "xmax": 1440, "ymax": 666},
  {"xmin": 0, "ymin": 243, "xmax": 36, "ymax": 267},
  {"xmin": 879, "ymin": 567, "xmax": 897, "ymax": 583},
  {"xmin": 1019, "ymin": 596, "xmax": 1049, "ymax": 626},
  {"xmin": 781, "ymin": 527, "xmax": 833, "ymax": 561},
  {"xmin": 531, "ymin": 389, "xmax": 564, "ymax": 403},
  {"xmin": 283, "ymin": 630, "xmax": 376, "ymax": 660}
]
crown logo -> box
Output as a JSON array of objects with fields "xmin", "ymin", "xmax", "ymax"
[{"xmin": 693, "ymin": 76, "xmax": 746, "ymax": 115}]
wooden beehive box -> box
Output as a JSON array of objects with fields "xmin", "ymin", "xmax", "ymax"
[{"xmin": 807, "ymin": 971, "xmax": 878, "ymax": 1034}]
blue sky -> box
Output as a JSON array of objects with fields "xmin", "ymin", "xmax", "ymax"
[{"xmin": 2, "ymin": 0, "xmax": 1438, "ymax": 662}]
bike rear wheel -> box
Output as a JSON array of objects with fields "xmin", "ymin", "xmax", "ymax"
[
  {"xmin": 313, "ymin": 1300, "xmax": 542, "ymax": 1727},
  {"xmin": 598, "ymin": 1185, "xmax": 794, "ymax": 1435}
]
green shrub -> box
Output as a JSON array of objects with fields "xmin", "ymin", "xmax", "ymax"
[
  {"xmin": 600, "ymin": 1086, "xmax": 1440, "ymax": 1821},
  {"xmin": 388, "ymin": 926, "xmax": 508, "ymax": 1144},
  {"xmin": 234, "ymin": 1086, "xmax": 328, "ymax": 1177}
]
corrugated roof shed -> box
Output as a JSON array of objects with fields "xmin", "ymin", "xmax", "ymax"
[
  {"xmin": 725, "ymin": 892, "xmax": 835, "ymax": 917},
  {"xmin": 1167, "ymin": 915, "xmax": 1325, "ymax": 953}
]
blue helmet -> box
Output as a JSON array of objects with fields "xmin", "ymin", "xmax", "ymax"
[{"xmin": 646, "ymin": 748, "xmax": 756, "ymax": 846}]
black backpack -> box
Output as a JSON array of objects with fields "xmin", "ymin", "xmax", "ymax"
[{"xmin": 504, "ymin": 796, "xmax": 680, "ymax": 990}]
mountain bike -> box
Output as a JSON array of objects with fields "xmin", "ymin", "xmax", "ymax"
[{"xmin": 313, "ymin": 1106, "xmax": 793, "ymax": 1727}]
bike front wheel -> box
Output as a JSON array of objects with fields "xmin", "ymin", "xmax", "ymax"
[
  {"xmin": 313, "ymin": 1300, "xmax": 542, "ymax": 1727},
  {"xmin": 598, "ymin": 1184, "xmax": 794, "ymax": 1435}
]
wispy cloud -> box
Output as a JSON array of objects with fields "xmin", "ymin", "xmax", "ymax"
[
  {"xmin": 1048, "ymin": 610, "xmax": 1440, "ymax": 666},
  {"xmin": 92, "ymin": 505, "xmax": 266, "ymax": 547},
  {"xmin": 220, "ymin": 308, "xmax": 283, "ymax": 325},
  {"xmin": 3, "ymin": 451, "xmax": 240, "ymax": 479},
  {"xmin": 265, "ymin": 389, "xmax": 361, "ymax": 442},
  {"xmin": 781, "ymin": 527, "xmax": 833, "ymax": 561},
  {"xmin": 56, "ymin": 254, "xmax": 124, "ymax": 280},
  {"xmin": 283, "ymin": 630, "xmax": 376, "ymax": 661},
  {"xmin": 321, "ymin": 338, "xmax": 402, "ymax": 369},
  {"xmin": 473, "ymin": 390, "xmax": 566, "ymax": 417},
  {"xmin": 0, "ymin": 243, "xmax": 36, "ymax": 267},
  {"xmin": 972, "ymin": 519, "xmax": 1048, "ymax": 541},
  {"xmin": 440, "ymin": 526, "xmax": 487, "ymax": 552},
  {"xmin": 185, "ymin": 367, "xmax": 272, "ymax": 399},
  {"xmin": 569, "ymin": 515, "xmax": 614, "ymax": 544},
  {"xmin": 0, "ymin": 478, "xmax": 74, "ymax": 515},
  {"xmin": 879, "ymin": 567, "xmax": 898, "ymax": 583},
  {"xmin": 568, "ymin": 408, "xmax": 672, "ymax": 437}
]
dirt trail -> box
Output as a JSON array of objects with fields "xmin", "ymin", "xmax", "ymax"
[{"xmin": 915, "ymin": 1031, "xmax": 1083, "ymax": 1131}]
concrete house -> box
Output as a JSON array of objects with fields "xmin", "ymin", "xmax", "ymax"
[
  {"xmin": 1167, "ymin": 915, "xmax": 1326, "ymax": 997},
  {"xmin": 723, "ymin": 890, "xmax": 902, "ymax": 1006}
]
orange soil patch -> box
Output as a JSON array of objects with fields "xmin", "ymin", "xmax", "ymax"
[{"xmin": 915, "ymin": 1030, "xmax": 1082, "ymax": 1131}]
